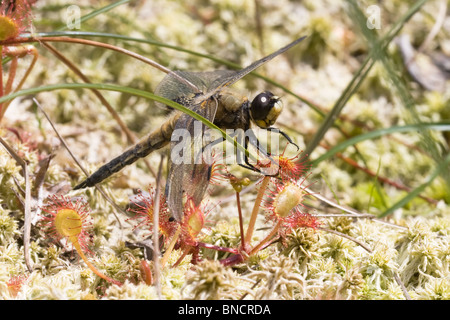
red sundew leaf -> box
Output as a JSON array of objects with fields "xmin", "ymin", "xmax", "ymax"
[
  {"xmin": 0, "ymin": 0, "xmax": 36, "ymax": 41},
  {"xmin": 127, "ymin": 187, "xmax": 177, "ymax": 241},
  {"xmin": 39, "ymin": 194, "xmax": 94, "ymax": 255},
  {"xmin": 262, "ymin": 177, "xmax": 319, "ymax": 233},
  {"xmin": 7, "ymin": 274, "xmax": 28, "ymax": 298}
]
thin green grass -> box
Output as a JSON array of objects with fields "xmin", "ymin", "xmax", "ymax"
[
  {"xmin": 346, "ymin": 0, "xmax": 449, "ymax": 216},
  {"xmin": 304, "ymin": 0, "xmax": 428, "ymax": 156},
  {"xmin": 0, "ymin": 82, "xmax": 258, "ymax": 162},
  {"xmin": 300, "ymin": 0, "xmax": 448, "ymax": 217},
  {"xmin": 311, "ymin": 122, "xmax": 450, "ymax": 164}
]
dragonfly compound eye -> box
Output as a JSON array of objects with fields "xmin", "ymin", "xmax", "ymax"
[{"xmin": 250, "ymin": 91, "xmax": 283, "ymax": 128}]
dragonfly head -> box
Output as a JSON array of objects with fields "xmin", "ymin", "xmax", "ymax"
[{"xmin": 250, "ymin": 91, "xmax": 283, "ymax": 129}]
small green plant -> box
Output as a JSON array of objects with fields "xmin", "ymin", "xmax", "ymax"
[{"xmin": 128, "ymin": 186, "xmax": 177, "ymax": 242}]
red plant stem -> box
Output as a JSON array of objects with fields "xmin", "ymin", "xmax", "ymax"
[
  {"xmin": 249, "ymin": 220, "xmax": 282, "ymax": 256},
  {"xmin": 321, "ymin": 143, "xmax": 438, "ymax": 204},
  {"xmin": 73, "ymin": 240, "xmax": 121, "ymax": 286},
  {"xmin": 4, "ymin": 56, "xmax": 17, "ymax": 97},
  {"xmin": 11, "ymin": 46, "xmax": 38, "ymax": 95},
  {"xmin": 0, "ymin": 36, "xmax": 198, "ymax": 91},
  {"xmin": 220, "ymin": 253, "xmax": 244, "ymax": 267},
  {"xmin": 0, "ymin": 46, "xmax": 38, "ymax": 121},
  {"xmin": 235, "ymin": 191, "xmax": 246, "ymax": 250},
  {"xmin": 244, "ymin": 176, "xmax": 270, "ymax": 245},
  {"xmin": 197, "ymin": 242, "xmax": 238, "ymax": 254},
  {"xmin": 220, "ymin": 212, "xmax": 282, "ymax": 267},
  {"xmin": 0, "ymin": 47, "xmax": 3, "ymax": 114},
  {"xmin": 0, "ymin": 47, "xmax": 3, "ymax": 93}
]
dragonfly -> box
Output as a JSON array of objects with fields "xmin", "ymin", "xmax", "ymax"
[{"xmin": 74, "ymin": 36, "xmax": 306, "ymax": 221}]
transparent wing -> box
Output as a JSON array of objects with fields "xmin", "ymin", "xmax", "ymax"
[
  {"xmin": 166, "ymin": 97, "xmax": 218, "ymax": 221},
  {"xmin": 155, "ymin": 71, "xmax": 228, "ymax": 221},
  {"xmin": 156, "ymin": 36, "xmax": 306, "ymax": 109},
  {"xmin": 194, "ymin": 36, "xmax": 307, "ymax": 103},
  {"xmin": 154, "ymin": 70, "xmax": 234, "ymax": 109}
]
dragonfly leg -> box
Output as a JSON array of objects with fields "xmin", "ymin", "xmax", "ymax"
[
  {"xmin": 200, "ymin": 131, "xmax": 238, "ymax": 154},
  {"xmin": 237, "ymin": 130, "xmax": 279, "ymax": 176},
  {"xmin": 264, "ymin": 127, "xmax": 299, "ymax": 151}
]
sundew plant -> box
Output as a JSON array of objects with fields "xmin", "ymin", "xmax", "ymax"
[{"xmin": 0, "ymin": 0, "xmax": 449, "ymax": 301}]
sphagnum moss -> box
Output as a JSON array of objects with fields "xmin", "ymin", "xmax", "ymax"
[
  {"xmin": 245, "ymin": 255, "xmax": 307, "ymax": 300},
  {"xmin": 278, "ymin": 227, "xmax": 320, "ymax": 262},
  {"xmin": 183, "ymin": 259, "xmax": 241, "ymax": 300},
  {"xmin": 0, "ymin": 0, "xmax": 449, "ymax": 301}
]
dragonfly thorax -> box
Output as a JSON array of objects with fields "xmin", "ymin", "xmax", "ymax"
[
  {"xmin": 211, "ymin": 89, "xmax": 252, "ymax": 130},
  {"xmin": 250, "ymin": 91, "xmax": 283, "ymax": 129}
]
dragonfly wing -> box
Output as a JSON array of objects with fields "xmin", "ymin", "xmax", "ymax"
[
  {"xmin": 154, "ymin": 70, "xmax": 239, "ymax": 109},
  {"xmin": 194, "ymin": 36, "xmax": 307, "ymax": 103},
  {"xmin": 154, "ymin": 71, "xmax": 214, "ymax": 110},
  {"xmin": 166, "ymin": 98, "xmax": 218, "ymax": 221}
]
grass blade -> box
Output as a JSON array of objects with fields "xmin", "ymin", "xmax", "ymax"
[
  {"xmin": 379, "ymin": 151, "xmax": 450, "ymax": 218},
  {"xmin": 0, "ymin": 82, "xmax": 258, "ymax": 163},
  {"xmin": 304, "ymin": 0, "xmax": 428, "ymax": 157},
  {"xmin": 312, "ymin": 122, "xmax": 450, "ymax": 165}
]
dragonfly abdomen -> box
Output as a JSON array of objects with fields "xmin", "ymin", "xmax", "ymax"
[
  {"xmin": 73, "ymin": 112, "xmax": 181, "ymax": 190},
  {"xmin": 73, "ymin": 148, "xmax": 142, "ymax": 189}
]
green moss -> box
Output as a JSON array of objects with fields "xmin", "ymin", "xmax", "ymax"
[
  {"xmin": 0, "ymin": 210, "xmax": 19, "ymax": 245},
  {"xmin": 301, "ymin": 16, "xmax": 332, "ymax": 68},
  {"xmin": 320, "ymin": 234, "xmax": 355, "ymax": 265},
  {"xmin": 1, "ymin": 0, "xmax": 449, "ymax": 300},
  {"xmin": 413, "ymin": 278, "xmax": 450, "ymax": 300},
  {"xmin": 200, "ymin": 219, "xmax": 241, "ymax": 260},
  {"xmin": 183, "ymin": 259, "xmax": 240, "ymax": 300},
  {"xmin": 279, "ymin": 227, "xmax": 320, "ymax": 263}
]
